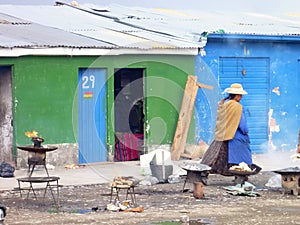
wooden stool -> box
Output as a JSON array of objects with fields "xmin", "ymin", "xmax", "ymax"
[{"xmin": 110, "ymin": 184, "xmax": 136, "ymax": 206}]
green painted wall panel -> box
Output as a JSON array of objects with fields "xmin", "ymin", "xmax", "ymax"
[
  {"xmin": 143, "ymin": 61, "xmax": 192, "ymax": 145},
  {"xmin": 0, "ymin": 54, "xmax": 195, "ymax": 156},
  {"xmin": 12, "ymin": 56, "xmax": 86, "ymax": 145}
]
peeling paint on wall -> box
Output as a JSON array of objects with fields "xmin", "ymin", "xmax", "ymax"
[
  {"xmin": 243, "ymin": 45, "xmax": 250, "ymax": 56},
  {"xmin": 269, "ymin": 117, "xmax": 280, "ymax": 133},
  {"xmin": 267, "ymin": 108, "xmax": 280, "ymax": 151},
  {"xmin": 272, "ymin": 86, "xmax": 280, "ymax": 96},
  {"xmin": 269, "ymin": 109, "xmax": 280, "ymax": 133}
]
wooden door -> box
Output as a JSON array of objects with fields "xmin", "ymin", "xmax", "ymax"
[{"xmin": 219, "ymin": 57, "xmax": 269, "ymax": 153}]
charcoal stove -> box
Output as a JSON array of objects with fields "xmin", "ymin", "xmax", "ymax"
[
  {"xmin": 229, "ymin": 170, "xmax": 254, "ymax": 186},
  {"xmin": 229, "ymin": 164, "xmax": 262, "ymax": 186},
  {"xmin": 181, "ymin": 162, "xmax": 211, "ymax": 192},
  {"xmin": 274, "ymin": 167, "xmax": 300, "ymax": 196},
  {"xmin": 17, "ymin": 137, "xmax": 57, "ymax": 177}
]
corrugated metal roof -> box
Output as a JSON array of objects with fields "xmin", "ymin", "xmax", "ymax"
[
  {"xmin": 0, "ymin": 13, "xmax": 114, "ymax": 48},
  {"xmin": 100, "ymin": 4, "xmax": 300, "ymax": 37},
  {"xmin": 0, "ymin": 4, "xmax": 205, "ymax": 49},
  {"xmin": 0, "ymin": 2, "xmax": 299, "ymax": 53}
]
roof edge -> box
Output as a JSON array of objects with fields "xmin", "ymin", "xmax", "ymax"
[
  {"xmin": 208, "ymin": 33, "xmax": 300, "ymax": 42},
  {"xmin": 0, "ymin": 47, "xmax": 199, "ymax": 57}
]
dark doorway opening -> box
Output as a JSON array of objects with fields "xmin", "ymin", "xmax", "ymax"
[
  {"xmin": 0, "ymin": 66, "xmax": 14, "ymax": 163},
  {"xmin": 114, "ymin": 68, "xmax": 144, "ymax": 161}
]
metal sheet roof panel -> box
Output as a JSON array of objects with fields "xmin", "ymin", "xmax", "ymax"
[
  {"xmin": 1, "ymin": 3, "xmax": 298, "ymax": 51},
  {"xmin": 0, "ymin": 5, "xmax": 204, "ymax": 49},
  {"xmin": 92, "ymin": 4, "xmax": 300, "ymax": 37},
  {"xmin": 0, "ymin": 13, "xmax": 115, "ymax": 48}
]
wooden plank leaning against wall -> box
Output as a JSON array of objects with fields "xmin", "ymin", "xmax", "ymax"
[{"xmin": 171, "ymin": 75, "xmax": 213, "ymax": 161}]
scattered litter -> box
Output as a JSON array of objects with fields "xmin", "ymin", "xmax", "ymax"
[
  {"xmin": 124, "ymin": 206, "xmax": 144, "ymax": 213},
  {"xmin": 77, "ymin": 209, "xmax": 92, "ymax": 214},
  {"xmin": 64, "ymin": 164, "xmax": 86, "ymax": 169},
  {"xmin": 91, "ymin": 207, "xmax": 101, "ymax": 212},
  {"xmin": 106, "ymin": 203, "xmax": 120, "ymax": 212},
  {"xmin": 106, "ymin": 200, "xmax": 144, "ymax": 213},
  {"xmin": 227, "ymin": 190, "xmax": 260, "ymax": 197},
  {"xmin": 46, "ymin": 164, "xmax": 55, "ymax": 170},
  {"xmin": 265, "ymin": 174, "xmax": 282, "ymax": 188},
  {"xmin": 140, "ymin": 168, "xmax": 149, "ymax": 176},
  {"xmin": 139, "ymin": 176, "xmax": 159, "ymax": 186},
  {"xmin": 180, "ymin": 215, "xmax": 189, "ymax": 223},
  {"xmin": 223, "ymin": 182, "xmax": 260, "ymax": 197},
  {"xmin": 168, "ymin": 174, "xmax": 181, "ymax": 184}
]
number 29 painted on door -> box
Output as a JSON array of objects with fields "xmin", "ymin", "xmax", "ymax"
[{"xmin": 78, "ymin": 68, "xmax": 107, "ymax": 164}]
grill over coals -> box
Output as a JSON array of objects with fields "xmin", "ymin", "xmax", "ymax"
[
  {"xmin": 16, "ymin": 131, "xmax": 60, "ymax": 207},
  {"xmin": 32, "ymin": 136, "xmax": 44, "ymax": 148},
  {"xmin": 17, "ymin": 130, "xmax": 57, "ymax": 177},
  {"xmin": 28, "ymin": 136, "xmax": 46, "ymax": 166}
]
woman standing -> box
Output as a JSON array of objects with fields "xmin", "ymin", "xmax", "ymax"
[{"xmin": 201, "ymin": 83, "xmax": 253, "ymax": 176}]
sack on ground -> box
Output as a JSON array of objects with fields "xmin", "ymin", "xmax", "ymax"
[{"xmin": 0, "ymin": 162, "xmax": 15, "ymax": 177}]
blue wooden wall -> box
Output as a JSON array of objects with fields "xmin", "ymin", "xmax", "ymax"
[{"xmin": 195, "ymin": 34, "xmax": 300, "ymax": 153}]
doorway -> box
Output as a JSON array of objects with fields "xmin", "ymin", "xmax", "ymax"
[
  {"xmin": 0, "ymin": 66, "xmax": 13, "ymax": 163},
  {"xmin": 114, "ymin": 68, "xmax": 144, "ymax": 161},
  {"xmin": 219, "ymin": 57, "xmax": 269, "ymax": 153},
  {"xmin": 78, "ymin": 68, "xmax": 107, "ymax": 164}
]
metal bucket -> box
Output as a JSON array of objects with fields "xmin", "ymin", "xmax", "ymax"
[{"xmin": 150, "ymin": 164, "xmax": 173, "ymax": 183}]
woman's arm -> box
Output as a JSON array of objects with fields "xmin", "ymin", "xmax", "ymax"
[{"xmin": 238, "ymin": 109, "xmax": 249, "ymax": 135}]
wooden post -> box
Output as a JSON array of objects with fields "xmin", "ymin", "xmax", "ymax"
[{"xmin": 171, "ymin": 75, "xmax": 213, "ymax": 161}]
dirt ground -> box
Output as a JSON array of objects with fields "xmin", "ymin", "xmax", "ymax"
[{"xmin": 1, "ymin": 171, "xmax": 300, "ymax": 225}]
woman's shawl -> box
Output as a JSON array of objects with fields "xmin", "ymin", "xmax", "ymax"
[{"xmin": 214, "ymin": 99, "xmax": 242, "ymax": 141}]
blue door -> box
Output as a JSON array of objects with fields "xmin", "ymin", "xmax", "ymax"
[
  {"xmin": 219, "ymin": 57, "xmax": 269, "ymax": 153},
  {"xmin": 78, "ymin": 68, "xmax": 107, "ymax": 164}
]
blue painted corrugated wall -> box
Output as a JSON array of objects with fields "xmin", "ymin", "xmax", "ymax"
[{"xmin": 195, "ymin": 35, "xmax": 300, "ymax": 153}]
